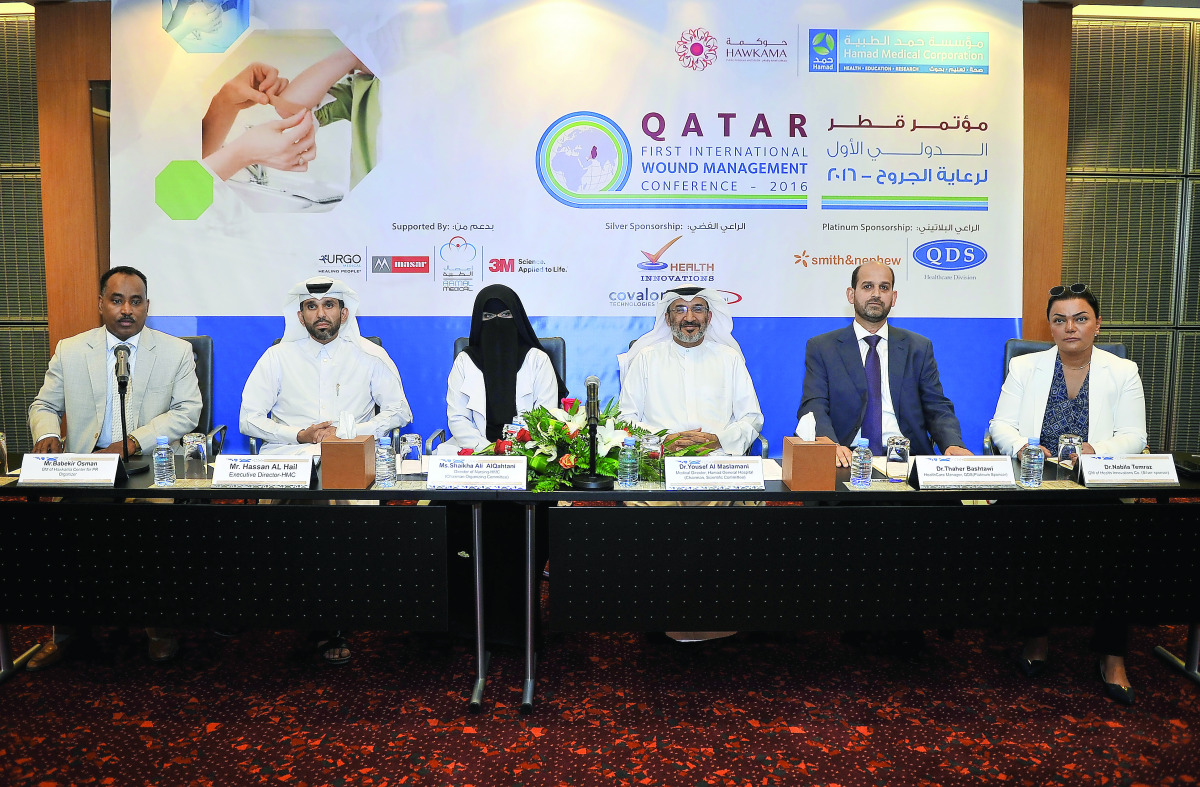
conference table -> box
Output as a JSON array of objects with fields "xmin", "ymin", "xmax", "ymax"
[{"xmin": 1, "ymin": 457, "xmax": 1197, "ymax": 715}]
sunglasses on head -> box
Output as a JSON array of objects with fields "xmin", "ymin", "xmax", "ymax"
[{"xmin": 1049, "ymin": 283, "xmax": 1089, "ymax": 297}]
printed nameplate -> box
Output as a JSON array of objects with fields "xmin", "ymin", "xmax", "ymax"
[
  {"xmin": 666, "ymin": 456, "xmax": 765, "ymax": 490},
  {"xmin": 427, "ymin": 456, "xmax": 527, "ymax": 490},
  {"xmin": 1079, "ymin": 454, "xmax": 1179, "ymax": 487},
  {"xmin": 212, "ymin": 455, "xmax": 314, "ymax": 488},
  {"xmin": 19, "ymin": 453, "xmax": 121, "ymax": 486},
  {"xmin": 914, "ymin": 455, "xmax": 1016, "ymax": 489}
]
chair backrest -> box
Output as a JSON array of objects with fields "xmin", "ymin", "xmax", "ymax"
[
  {"xmin": 453, "ymin": 336, "xmax": 567, "ymax": 387},
  {"xmin": 180, "ymin": 336, "xmax": 213, "ymax": 433},
  {"xmin": 1002, "ymin": 338, "xmax": 1126, "ymax": 381}
]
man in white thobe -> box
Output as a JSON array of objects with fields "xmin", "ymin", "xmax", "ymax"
[
  {"xmin": 240, "ymin": 276, "xmax": 412, "ymax": 456},
  {"xmin": 617, "ymin": 286, "xmax": 764, "ymax": 643}
]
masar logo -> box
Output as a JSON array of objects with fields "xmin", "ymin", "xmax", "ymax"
[
  {"xmin": 372, "ymin": 255, "xmax": 429, "ymax": 273},
  {"xmin": 913, "ymin": 239, "xmax": 987, "ymax": 271},
  {"xmin": 676, "ymin": 28, "xmax": 718, "ymax": 71}
]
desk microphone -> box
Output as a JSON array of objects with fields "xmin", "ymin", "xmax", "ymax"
[
  {"xmin": 585, "ymin": 375, "xmax": 600, "ymax": 422},
  {"xmin": 114, "ymin": 344, "xmax": 131, "ymax": 395}
]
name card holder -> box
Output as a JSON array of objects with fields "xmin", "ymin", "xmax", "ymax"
[
  {"xmin": 427, "ymin": 456, "xmax": 527, "ymax": 490},
  {"xmin": 665, "ymin": 456, "xmax": 765, "ymax": 491},
  {"xmin": 19, "ymin": 453, "xmax": 123, "ymax": 487},
  {"xmin": 1079, "ymin": 454, "xmax": 1179, "ymax": 488},
  {"xmin": 212, "ymin": 455, "xmax": 315, "ymax": 489},
  {"xmin": 911, "ymin": 455, "xmax": 1016, "ymax": 490}
]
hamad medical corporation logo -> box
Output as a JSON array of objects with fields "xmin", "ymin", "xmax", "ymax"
[{"xmin": 677, "ymin": 28, "xmax": 718, "ymax": 71}]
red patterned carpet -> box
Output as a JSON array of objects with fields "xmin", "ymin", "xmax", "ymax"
[{"xmin": 1, "ymin": 622, "xmax": 1196, "ymax": 786}]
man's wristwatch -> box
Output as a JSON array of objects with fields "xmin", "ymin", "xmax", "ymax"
[{"xmin": 128, "ymin": 435, "xmax": 141, "ymax": 455}]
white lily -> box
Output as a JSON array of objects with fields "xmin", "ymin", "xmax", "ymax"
[
  {"xmin": 549, "ymin": 406, "xmax": 588, "ymax": 435},
  {"xmin": 595, "ymin": 418, "xmax": 630, "ymax": 458}
]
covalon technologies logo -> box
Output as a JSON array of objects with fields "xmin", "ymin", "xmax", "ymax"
[{"xmin": 676, "ymin": 28, "xmax": 718, "ymax": 71}]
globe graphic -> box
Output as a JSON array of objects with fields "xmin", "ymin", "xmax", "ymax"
[{"xmin": 549, "ymin": 125, "xmax": 620, "ymax": 193}]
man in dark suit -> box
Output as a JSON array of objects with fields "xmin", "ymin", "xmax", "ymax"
[{"xmin": 798, "ymin": 262, "xmax": 972, "ymax": 467}]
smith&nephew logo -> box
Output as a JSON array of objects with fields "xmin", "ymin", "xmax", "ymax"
[
  {"xmin": 676, "ymin": 28, "xmax": 718, "ymax": 71},
  {"xmin": 809, "ymin": 29, "xmax": 837, "ymax": 72},
  {"xmin": 793, "ymin": 250, "xmax": 902, "ymax": 268},
  {"xmin": 371, "ymin": 255, "xmax": 430, "ymax": 273}
]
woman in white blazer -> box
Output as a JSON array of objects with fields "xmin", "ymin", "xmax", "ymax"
[{"xmin": 990, "ymin": 283, "xmax": 1147, "ymax": 705}]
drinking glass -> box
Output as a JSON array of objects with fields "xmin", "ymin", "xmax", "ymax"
[
  {"xmin": 885, "ymin": 435, "xmax": 911, "ymax": 482},
  {"xmin": 1055, "ymin": 434, "xmax": 1083, "ymax": 481},
  {"xmin": 397, "ymin": 433, "xmax": 423, "ymax": 475},
  {"xmin": 640, "ymin": 434, "xmax": 664, "ymax": 481},
  {"xmin": 182, "ymin": 432, "xmax": 207, "ymax": 479}
]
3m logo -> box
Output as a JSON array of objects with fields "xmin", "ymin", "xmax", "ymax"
[
  {"xmin": 488, "ymin": 258, "xmax": 515, "ymax": 273},
  {"xmin": 372, "ymin": 255, "xmax": 430, "ymax": 273}
]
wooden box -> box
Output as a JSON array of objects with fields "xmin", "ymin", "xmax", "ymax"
[
  {"xmin": 781, "ymin": 435, "xmax": 837, "ymax": 491},
  {"xmin": 321, "ymin": 435, "xmax": 377, "ymax": 489}
]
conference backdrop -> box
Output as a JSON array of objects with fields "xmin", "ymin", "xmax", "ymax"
[{"xmin": 111, "ymin": 0, "xmax": 1023, "ymax": 454}]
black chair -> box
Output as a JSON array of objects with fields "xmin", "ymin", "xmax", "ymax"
[
  {"xmin": 984, "ymin": 338, "xmax": 1128, "ymax": 453},
  {"xmin": 180, "ymin": 336, "xmax": 226, "ymax": 458},
  {"xmin": 427, "ymin": 337, "xmax": 567, "ymax": 453},
  {"xmin": 246, "ymin": 336, "xmax": 395, "ymax": 454},
  {"xmin": 623, "ymin": 337, "xmax": 767, "ymax": 459}
]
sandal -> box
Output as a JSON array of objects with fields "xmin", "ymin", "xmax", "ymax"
[{"xmin": 315, "ymin": 634, "xmax": 352, "ymax": 666}]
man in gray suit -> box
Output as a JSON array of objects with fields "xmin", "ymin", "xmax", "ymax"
[{"xmin": 25, "ymin": 265, "xmax": 202, "ymax": 669}]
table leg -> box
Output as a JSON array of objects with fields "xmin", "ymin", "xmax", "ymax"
[
  {"xmin": 521, "ymin": 503, "xmax": 537, "ymax": 714},
  {"xmin": 468, "ymin": 502, "xmax": 490, "ymax": 712},
  {"xmin": 0, "ymin": 624, "xmax": 42, "ymax": 685},
  {"xmin": 1154, "ymin": 623, "xmax": 1200, "ymax": 687}
]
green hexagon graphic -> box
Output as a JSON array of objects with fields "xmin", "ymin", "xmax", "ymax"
[{"xmin": 155, "ymin": 160, "xmax": 213, "ymax": 220}]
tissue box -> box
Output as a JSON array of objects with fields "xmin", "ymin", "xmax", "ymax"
[
  {"xmin": 321, "ymin": 435, "xmax": 377, "ymax": 489},
  {"xmin": 782, "ymin": 436, "xmax": 837, "ymax": 491}
]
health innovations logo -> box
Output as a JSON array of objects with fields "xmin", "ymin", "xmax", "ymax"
[
  {"xmin": 634, "ymin": 235, "xmax": 716, "ymax": 284},
  {"xmin": 677, "ymin": 28, "xmax": 718, "ymax": 71}
]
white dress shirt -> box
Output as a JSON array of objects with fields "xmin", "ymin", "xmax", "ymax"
[
  {"xmin": 240, "ymin": 335, "xmax": 412, "ymax": 455},
  {"xmin": 617, "ymin": 339, "xmax": 763, "ymax": 456},
  {"xmin": 851, "ymin": 321, "xmax": 902, "ymax": 446},
  {"xmin": 440, "ymin": 347, "xmax": 559, "ymax": 454}
]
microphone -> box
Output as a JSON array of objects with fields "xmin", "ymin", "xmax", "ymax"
[
  {"xmin": 114, "ymin": 344, "xmax": 131, "ymax": 395},
  {"xmin": 585, "ymin": 375, "xmax": 600, "ymax": 421}
]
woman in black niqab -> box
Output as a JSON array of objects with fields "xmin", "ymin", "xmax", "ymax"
[{"xmin": 461, "ymin": 284, "xmax": 568, "ymax": 441}]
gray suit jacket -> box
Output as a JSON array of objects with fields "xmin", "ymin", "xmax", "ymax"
[{"xmin": 28, "ymin": 326, "xmax": 202, "ymax": 454}]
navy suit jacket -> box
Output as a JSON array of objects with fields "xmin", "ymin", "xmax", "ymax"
[{"xmin": 798, "ymin": 324, "xmax": 964, "ymax": 455}]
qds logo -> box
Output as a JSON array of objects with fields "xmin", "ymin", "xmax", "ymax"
[{"xmin": 912, "ymin": 240, "xmax": 987, "ymax": 271}]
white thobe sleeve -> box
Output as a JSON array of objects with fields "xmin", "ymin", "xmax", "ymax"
[
  {"xmin": 358, "ymin": 356, "xmax": 412, "ymax": 438},
  {"xmin": 712, "ymin": 355, "xmax": 764, "ymax": 456},
  {"xmin": 239, "ymin": 351, "xmax": 299, "ymax": 445}
]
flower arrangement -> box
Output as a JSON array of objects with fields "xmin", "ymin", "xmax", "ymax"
[{"xmin": 462, "ymin": 398, "xmax": 713, "ymax": 491}]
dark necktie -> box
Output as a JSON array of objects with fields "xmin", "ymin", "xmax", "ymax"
[{"xmin": 863, "ymin": 334, "xmax": 883, "ymax": 455}]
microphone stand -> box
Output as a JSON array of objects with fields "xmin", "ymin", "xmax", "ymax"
[
  {"xmin": 572, "ymin": 385, "xmax": 613, "ymax": 490},
  {"xmin": 116, "ymin": 369, "xmax": 150, "ymax": 475}
]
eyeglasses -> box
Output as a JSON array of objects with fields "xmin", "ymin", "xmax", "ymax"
[
  {"xmin": 481, "ymin": 310, "xmax": 513, "ymax": 321},
  {"xmin": 1049, "ymin": 283, "xmax": 1089, "ymax": 297},
  {"xmin": 669, "ymin": 305, "xmax": 709, "ymax": 316}
]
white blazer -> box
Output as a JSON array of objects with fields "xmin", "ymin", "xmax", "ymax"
[
  {"xmin": 438, "ymin": 347, "xmax": 560, "ymax": 454},
  {"xmin": 988, "ymin": 346, "xmax": 1147, "ymax": 456}
]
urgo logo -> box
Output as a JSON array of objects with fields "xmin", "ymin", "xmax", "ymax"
[{"xmin": 912, "ymin": 240, "xmax": 987, "ymax": 272}]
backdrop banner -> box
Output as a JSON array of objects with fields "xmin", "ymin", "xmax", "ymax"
[{"xmin": 112, "ymin": 0, "xmax": 1022, "ymax": 454}]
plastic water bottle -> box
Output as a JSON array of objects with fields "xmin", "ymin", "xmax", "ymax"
[
  {"xmin": 850, "ymin": 437, "xmax": 872, "ymax": 489},
  {"xmin": 375, "ymin": 440, "xmax": 396, "ymax": 488},
  {"xmin": 617, "ymin": 436, "xmax": 639, "ymax": 487},
  {"xmin": 1020, "ymin": 437, "xmax": 1044, "ymax": 488},
  {"xmin": 152, "ymin": 436, "xmax": 176, "ymax": 487}
]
